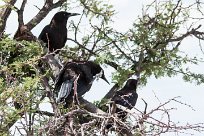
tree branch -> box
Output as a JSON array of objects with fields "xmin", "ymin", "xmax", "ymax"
[
  {"xmin": 79, "ymin": 98, "xmax": 106, "ymax": 114},
  {"xmin": 26, "ymin": 0, "xmax": 66, "ymax": 31},
  {"xmin": 0, "ymin": 0, "xmax": 17, "ymax": 37},
  {"xmin": 17, "ymin": 0, "xmax": 27, "ymax": 26}
]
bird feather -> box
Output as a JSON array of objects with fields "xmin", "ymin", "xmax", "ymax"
[{"xmin": 56, "ymin": 80, "xmax": 73, "ymax": 103}]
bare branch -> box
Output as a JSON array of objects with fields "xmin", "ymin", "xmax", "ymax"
[
  {"xmin": 0, "ymin": 0, "xmax": 17, "ymax": 36},
  {"xmin": 17, "ymin": 0, "xmax": 27, "ymax": 26},
  {"xmin": 26, "ymin": 0, "xmax": 66, "ymax": 31},
  {"xmin": 168, "ymin": 25, "xmax": 202, "ymax": 42}
]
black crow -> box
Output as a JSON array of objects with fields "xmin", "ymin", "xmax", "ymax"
[
  {"xmin": 54, "ymin": 61, "xmax": 109, "ymax": 106},
  {"xmin": 104, "ymin": 79, "xmax": 138, "ymax": 130},
  {"xmin": 110, "ymin": 79, "xmax": 138, "ymax": 119},
  {"xmin": 38, "ymin": 11, "xmax": 79, "ymax": 53}
]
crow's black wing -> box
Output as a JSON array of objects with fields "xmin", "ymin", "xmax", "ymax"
[
  {"xmin": 56, "ymin": 80, "xmax": 73, "ymax": 103},
  {"xmin": 54, "ymin": 65, "xmax": 67, "ymax": 88},
  {"xmin": 120, "ymin": 92, "xmax": 138, "ymax": 109},
  {"xmin": 54, "ymin": 62, "xmax": 81, "ymax": 103},
  {"xmin": 113, "ymin": 90, "xmax": 137, "ymax": 108},
  {"xmin": 38, "ymin": 25, "xmax": 58, "ymax": 51},
  {"xmin": 38, "ymin": 25, "xmax": 51, "ymax": 44},
  {"xmin": 63, "ymin": 28, "xmax": 67, "ymax": 47},
  {"xmin": 111, "ymin": 90, "xmax": 124, "ymax": 102},
  {"xmin": 54, "ymin": 66, "xmax": 66, "ymax": 102}
]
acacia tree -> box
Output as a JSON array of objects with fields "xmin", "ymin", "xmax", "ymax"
[{"xmin": 0, "ymin": 0, "xmax": 204, "ymax": 135}]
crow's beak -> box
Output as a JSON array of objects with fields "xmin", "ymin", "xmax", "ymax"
[
  {"xmin": 70, "ymin": 13, "xmax": 80, "ymax": 16},
  {"xmin": 101, "ymin": 74, "xmax": 110, "ymax": 84}
]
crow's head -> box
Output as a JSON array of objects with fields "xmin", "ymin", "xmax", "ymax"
[
  {"xmin": 85, "ymin": 61, "xmax": 109, "ymax": 84},
  {"xmin": 124, "ymin": 79, "xmax": 138, "ymax": 90},
  {"xmin": 51, "ymin": 11, "xmax": 80, "ymax": 24}
]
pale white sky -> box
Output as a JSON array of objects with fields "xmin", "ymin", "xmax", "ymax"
[{"xmin": 1, "ymin": 0, "xmax": 204, "ymax": 135}]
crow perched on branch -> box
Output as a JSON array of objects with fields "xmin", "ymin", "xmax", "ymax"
[
  {"xmin": 104, "ymin": 79, "xmax": 138, "ymax": 130},
  {"xmin": 111, "ymin": 79, "xmax": 138, "ymax": 119},
  {"xmin": 54, "ymin": 61, "xmax": 109, "ymax": 107},
  {"xmin": 38, "ymin": 11, "xmax": 80, "ymax": 53}
]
